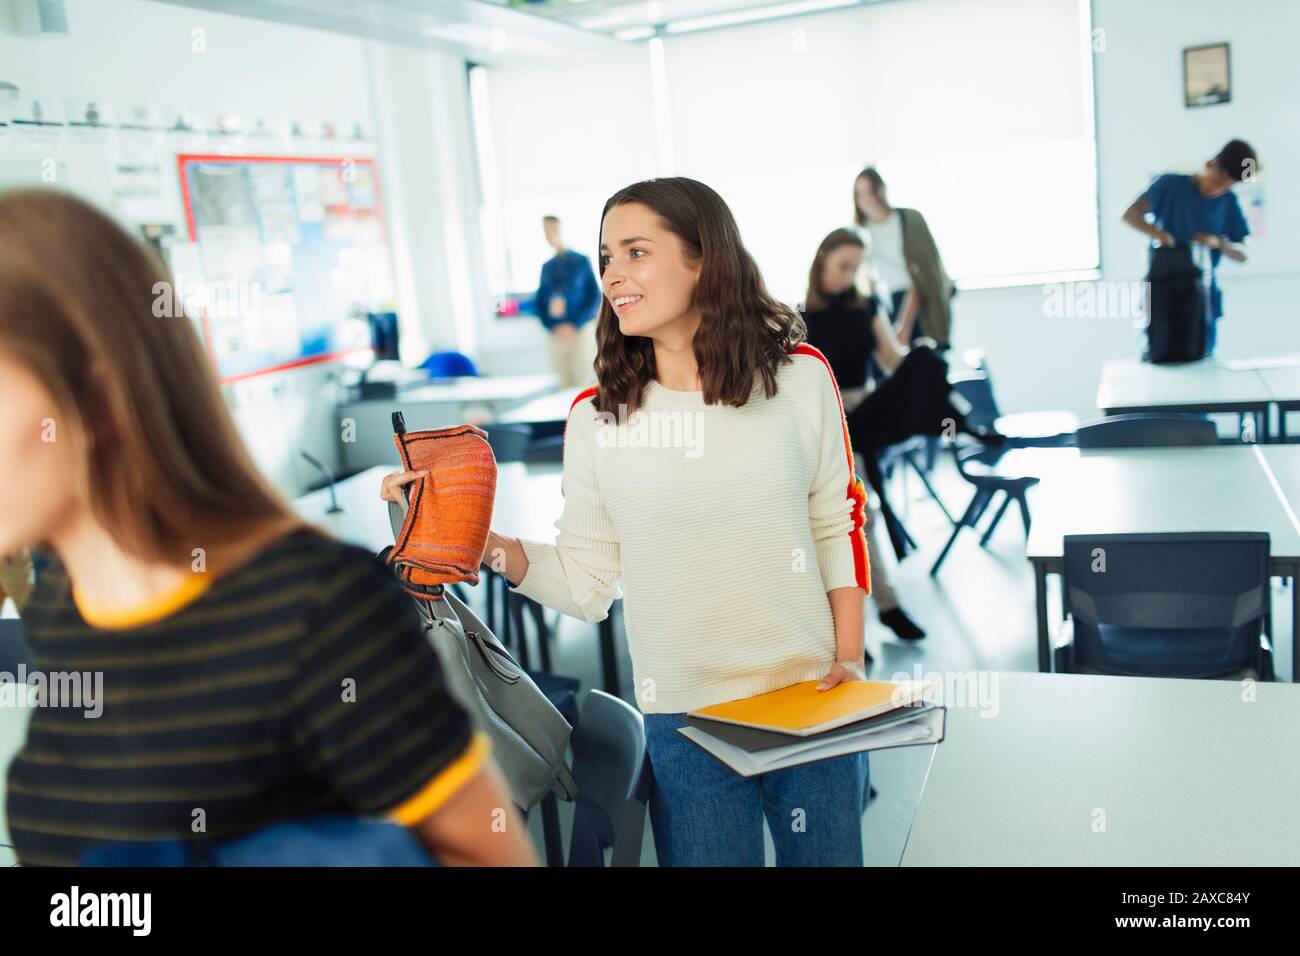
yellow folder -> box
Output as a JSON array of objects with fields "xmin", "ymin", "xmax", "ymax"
[{"xmin": 688, "ymin": 679, "xmax": 934, "ymax": 738}]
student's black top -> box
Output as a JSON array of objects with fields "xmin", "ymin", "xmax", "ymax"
[
  {"xmin": 6, "ymin": 529, "xmax": 478, "ymax": 866},
  {"xmin": 801, "ymin": 291, "xmax": 879, "ymax": 390}
]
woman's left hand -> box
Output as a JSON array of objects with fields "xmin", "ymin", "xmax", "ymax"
[{"xmin": 817, "ymin": 660, "xmax": 867, "ymax": 692}]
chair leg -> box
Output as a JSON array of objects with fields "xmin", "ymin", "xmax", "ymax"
[
  {"xmin": 527, "ymin": 598, "xmax": 553, "ymax": 672},
  {"xmin": 930, "ymin": 489, "xmax": 991, "ymax": 576},
  {"xmin": 907, "ymin": 452, "xmax": 956, "ymax": 526},
  {"xmin": 484, "ymin": 571, "xmax": 498, "ymax": 633},
  {"xmin": 979, "ymin": 493, "xmax": 1012, "ymax": 547},
  {"xmin": 508, "ymin": 592, "xmax": 531, "ymax": 670},
  {"xmin": 598, "ymin": 613, "xmax": 621, "ymax": 697},
  {"xmin": 968, "ymin": 488, "xmax": 997, "ymax": 527},
  {"xmin": 540, "ymin": 793, "xmax": 564, "ymax": 866},
  {"xmin": 1015, "ymin": 491, "xmax": 1033, "ymax": 539}
]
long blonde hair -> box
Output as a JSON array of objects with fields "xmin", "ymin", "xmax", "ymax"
[{"xmin": 0, "ymin": 189, "xmax": 299, "ymax": 567}]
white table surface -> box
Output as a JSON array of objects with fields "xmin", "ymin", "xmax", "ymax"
[
  {"xmin": 387, "ymin": 373, "xmax": 558, "ymax": 405},
  {"xmin": 1258, "ymin": 364, "xmax": 1300, "ymax": 403},
  {"xmin": 494, "ymin": 386, "xmax": 586, "ymax": 426},
  {"xmin": 901, "ymin": 671, "xmax": 1300, "ymax": 865},
  {"xmin": 1023, "ymin": 445, "xmax": 1300, "ymax": 565},
  {"xmin": 1096, "ymin": 358, "xmax": 1272, "ymax": 413}
]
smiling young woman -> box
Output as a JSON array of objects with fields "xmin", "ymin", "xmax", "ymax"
[{"xmin": 383, "ymin": 177, "xmax": 874, "ymax": 866}]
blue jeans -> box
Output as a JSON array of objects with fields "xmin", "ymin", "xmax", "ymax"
[
  {"xmin": 81, "ymin": 817, "xmax": 439, "ymax": 866},
  {"xmin": 644, "ymin": 713, "xmax": 869, "ymax": 867}
]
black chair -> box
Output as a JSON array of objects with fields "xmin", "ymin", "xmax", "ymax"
[
  {"xmin": 876, "ymin": 437, "xmax": 956, "ymax": 526},
  {"xmin": 950, "ymin": 369, "xmax": 1077, "ymax": 448},
  {"xmin": 524, "ymin": 435, "xmax": 565, "ymax": 466},
  {"xmin": 1054, "ymin": 532, "xmax": 1273, "ymax": 680},
  {"xmin": 1075, "ymin": 414, "xmax": 1217, "ymax": 449},
  {"xmin": 929, "ymin": 442, "xmax": 1039, "ymax": 576},
  {"xmin": 483, "ymin": 423, "xmax": 534, "ymax": 463},
  {"xmin": 563, "ymin": 690, "xmax": 650, "ymax": 867}
]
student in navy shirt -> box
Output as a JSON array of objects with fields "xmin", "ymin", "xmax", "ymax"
[
  {"xmin": 1122, "ymin": 139, "xmax": 1254, "ymax": 355},
  {"xmin": 536, "ymin": 215, "xmax": 602, "ymax": 387}
]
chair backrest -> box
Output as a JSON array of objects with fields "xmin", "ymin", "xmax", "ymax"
[
  {"xmin": 484, "ymin": 423, "xmax": 534, "ymax": 464},
  {"xmin": 1075, "ymin": 414, "xmax": 1217, "ymax": 448},
  {"xmin": 1062, "ymin": 532, "xmax": 1270, "ymax": 678},
  {"xmin": 567, "ymin": 690, "xmax": 649, "ymax": 867},
  {"xmin": 948, "ymin": 372, "xmax": 1002, "ymax": 429},
  {"xmin": 0, "ymin": 618, "xmax": 33, "ymax": 672},
  {"xmin": 420, "ymin": 350, "xmax": 479, "ymax": 378}
]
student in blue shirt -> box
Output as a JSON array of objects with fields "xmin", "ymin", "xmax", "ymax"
[
  {"xmin": 536, "ymin": 215, "xmax": 602, "ymax": 387},
  {"xmin": 1122, "ymin": 139, "xmax": 1254, "ymax": 355}
]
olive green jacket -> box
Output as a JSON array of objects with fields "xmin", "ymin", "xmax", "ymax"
[{"xmin": 898, "ymin": 207, "xmax": 954, "ymax": 346}]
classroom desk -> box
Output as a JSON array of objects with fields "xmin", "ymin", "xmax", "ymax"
[
  {"xmin": 900, "ymin": 671, "xmax": 1300, "ymax": 865},
  {"xmin": 337, "ymin": 374, "xmax": 558, "ymax": 471},
  {"xmin": 493, "ymin": 385, "xmax": 586, "ymax": 439},
  {"xmin": 1257, "ymin": 365, "xmax": 1300, "ymax": 442},
  {"xmin": 1023, "ymin": 444, "xmax": 1300, "ymax": 678},
  {"xmin": 1096, "ymin": 358, "xmax": 1274, "ymax": 439},
  {"xmin": 293, "ymin": 463, "xmax": 625, "ymax": 694}
]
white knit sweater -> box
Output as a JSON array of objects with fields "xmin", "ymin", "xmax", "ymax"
[{"xmin": 510, "ymin": 346, "xmax": 870, "ymax": 714}]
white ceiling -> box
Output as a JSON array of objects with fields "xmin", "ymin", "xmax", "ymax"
[
  {"xmin": 151, "ymin": 0, "xmax": 885, "ymax": 62},
  {"xmin": 494, "ymin": 0, "xmax": 859, "ymax": 36}
]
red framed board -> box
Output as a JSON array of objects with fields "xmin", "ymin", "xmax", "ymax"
[{"xmin": 176, "ymin": 153, "xmax": 393, "ymax": 383}]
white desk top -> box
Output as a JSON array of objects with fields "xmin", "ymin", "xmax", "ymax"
[
  {"xmin": 1023, "ymin": 444, "xmax": 1300, "ymax": 564},
  {"xmin": 902, "ymin": 671, "xmax": 1300, "ymax": 865},
  {"xmin": 293, "ymin": 463, "xmax": 566, "ymax": 553},
  {"xmin": 1258, "ymin": 365, "xmax": 1300, "ymax": 404},
  {"xmin": 1096, "ymin": 358, "xmax": 1272, "ymax": 413},
  {"xmin": 494, "ymin": 386, "xmax": 586, "ymax": 426},
  {"xmin": 343, "ymin": 374, "xmax": 558, "ymax": 408}
]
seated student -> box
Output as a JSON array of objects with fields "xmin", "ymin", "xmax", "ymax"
[
  {"xmin": 800, "ymin": 229, "xmax": 924, "ymax": 642},
  {"xmin": 1121, "ymin": 139, "xmax": 1254, "ymax": 356},
  {"xmin": 0, "ymin": 189, "xmax": 535, "ymax": 867}
]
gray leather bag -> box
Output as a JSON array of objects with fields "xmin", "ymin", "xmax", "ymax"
[{"xmin": 388, "ymin": 497, "xmax": 577, "ymax": 810}]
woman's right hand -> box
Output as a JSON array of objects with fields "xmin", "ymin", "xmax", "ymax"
[
  {"xmin": 379, "ymin": 469, "xmax": 428, "ymax": 504},
  {"xmin": 1154, "ymin": 229, "xmax": 1175, "ymax": 248}
]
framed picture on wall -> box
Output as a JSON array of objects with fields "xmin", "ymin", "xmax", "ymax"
[{"xmin": 1184, "ymin": 43, "xmax": 1231, "ymax": 108}]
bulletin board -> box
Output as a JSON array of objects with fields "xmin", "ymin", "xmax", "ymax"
[{"xmin": 176, "ymin": 154, "xmax": 393, "ymax": 382}]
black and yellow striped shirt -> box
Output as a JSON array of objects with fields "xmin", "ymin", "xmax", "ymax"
[{"xmin": 6, "ymin": 530, "xmax": 480, "ymax": 866}]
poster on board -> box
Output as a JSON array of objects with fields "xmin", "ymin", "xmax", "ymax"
[{"xmin": 176, "ymin": 153, "xmax": 392, "ymax": 383}]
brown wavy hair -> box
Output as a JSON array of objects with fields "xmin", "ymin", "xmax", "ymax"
[
  {"xmin": 804, "ymin": 228, "xmax": 870, "ymax": 313},
  {"xmin": 592, "ymin": 178, "xmax": 805, "ymax": 416},
  {"xmin": 0, "ymin": 189, "xmax": 300, "ymax": 567}
]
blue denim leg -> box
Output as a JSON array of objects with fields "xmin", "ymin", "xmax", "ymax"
[
  {"xmin": 643, "ymin": 713, "xmax": 765, "ymax": 866},
  {"xmin": 1205, "ymin": 315, "xmax": 1219, "ymax": 356},
  {"xmin": 759, "ymin": 751, "xmax": 869, "ymax": 867},
  {"xmin": 644, "ymin": 714, "xmax": 869, "ymax": 867}
]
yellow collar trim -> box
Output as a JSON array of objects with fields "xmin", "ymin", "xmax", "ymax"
[{"xmin": 73, "ymin": 572, "xmax": 212, "ymax": 630}]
